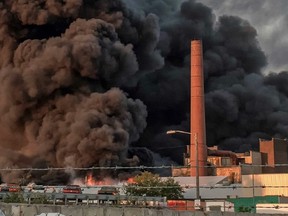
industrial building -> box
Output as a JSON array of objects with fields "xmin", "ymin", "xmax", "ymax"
[
  {"xmin": 173, "ymin": 39, "xmax": 288, "ymax": 182},
  {"xmin": 172, "ymin": 138, "xmax": 288, "ymax": 182},
  {"xmin": 166, "ymin": 39, "xmax": 288, "ymax": 213},
  {"xmin": 169, "ymin": 138, "xmax": 288, "ymax": 212}
]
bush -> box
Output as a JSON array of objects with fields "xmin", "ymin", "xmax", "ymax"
[
  {"xmin": 124, "ymin": 171, "xmax": 183, "ymax": 200},
  {"xmin": 3, "ymin": 193, "xmax": 25, "ymax": 203},
  {"xmin": 30, "ymin": 193, "xmax": 50, "ymax": 204},
  {"xmin": 238, "ymin": 206, "xmax": 253, "ymax": 212}
]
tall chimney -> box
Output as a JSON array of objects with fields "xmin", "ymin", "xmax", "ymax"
[{"xmin": 190, "ymin": 40, "xmax": 207, "ymax": 176}]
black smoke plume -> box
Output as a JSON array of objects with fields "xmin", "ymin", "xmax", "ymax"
[{"xmin": 0, "ymin": 0, "xmax": 287, "ymax": 183}]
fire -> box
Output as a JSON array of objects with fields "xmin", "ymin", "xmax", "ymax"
[
  {"xmin": 84, "ymin": 172, "xmax": 118, "ymax": 186},
  {"xmin": 127, "ymin": 177, "xmax": 135, "ymax": 184},
  {"xmin": 82, "ymin": 172, "xmax": 136, "ymax": 187}
]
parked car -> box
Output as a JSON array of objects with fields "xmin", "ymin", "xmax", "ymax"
[
  {"xmin": 97, "ymin": 186, "xmax": 119, "ymax": 195},
  {"xmin": 32, "ymin": 184, "xmax": 46, "ymax": 192},
  {"xmin": 97, "ymin": 186, "xmax": 119, "ymax": 204},
  {"xmin": 25, "ymin": 183, "xmax": 46, "ymax": 193},
  {"xmin": 0, "ymin": 184, "xmax": 9, "ymax": 192},
  {"xmin": 0, "ymin": 183, "xmax": 21, "ymax": 192},
  {"xmin": 62, "ymin": 185, "xmax": 82, "ymax": 194}
]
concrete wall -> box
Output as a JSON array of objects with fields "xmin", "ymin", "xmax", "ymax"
[
  {"xmin": 240, "ymin": 151, "xmax": 262, "ymax": 175},
  {"xmin": 172, "ymin": 167, "xmax": 190, "ymax": 177},
  {"xmin": 214, "ymin": 166, "xmax": 241, "ymax": 183},
  {"xmin": 260, "ymin": 138, "xmax": 288, "ymax": 173},
  {"xmin": 0, "ymin": 203, "xmax": 287, "ymax": 216}
]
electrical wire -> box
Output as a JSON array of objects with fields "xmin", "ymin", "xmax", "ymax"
[{"xmin": 1, "ymin": 163, "xmax": 288, "ymax": 171}]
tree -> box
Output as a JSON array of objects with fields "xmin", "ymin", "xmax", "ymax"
[
  {"xmin": 3, "ymin": 193, "xmax": 25, "ymax": 203},
  {"xmin": 124, "ymin": 171, "xmax": 183, "ymax": 200}
]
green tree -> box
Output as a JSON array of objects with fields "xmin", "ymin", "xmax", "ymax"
[
  {"xmin": 161, "ymin": 177, "xmax": 184, "ymax": 199},
  {"xmin": 124, "ymin": 171, "xmax": 184, "ymax": 200},
  {"xmin": 30, "ymin": 193, "xmax": 50, "ymax": 204},
  {"xmin": 3, "ymin": 193, "xmax": 25, "ymax": 203}
]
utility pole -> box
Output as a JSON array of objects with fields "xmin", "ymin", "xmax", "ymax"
[
  {"xmin": 166, "ymin": 130, "xmax": 201, "ymax": 200},
  {"xmin": 252, "ymin": 164, "xmax": 255, "ymax": 210},
  {"xmin": 194, "ymin": 133, "xmax": 200, "ymax": 199}
]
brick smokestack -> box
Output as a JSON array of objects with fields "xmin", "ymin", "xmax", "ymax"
[{"xmin": 190, "ymin": 40, "xmax": 207, "ymax": 176}]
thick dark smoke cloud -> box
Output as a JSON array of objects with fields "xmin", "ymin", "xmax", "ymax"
[
  {"xmin": 0, "ymin": 0, "xmax": 149, "ymax": 183},
  {"xmin": 127, "ymin": 0, "xmax": 288, "ymax": 163},
  {"xmin": 201, "ymin": 0, "xmax": 288, "ymax": 73},
  {"xmin": 0, "ymin": 0, "xmax": 288, "ymax": 183}
]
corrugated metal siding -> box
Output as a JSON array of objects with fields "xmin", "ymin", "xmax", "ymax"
[{"xmin": 242, "ymin": 174, "xmax": 288, "ymax": 196}]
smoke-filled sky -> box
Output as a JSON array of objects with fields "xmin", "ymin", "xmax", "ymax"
[
  {"xmin": 201, "ymin": 0, "xmax": 288, "ymax": 73},
  {"xmin": 0, "ymin": 0, "xmax": 288, "ymax": 183}
]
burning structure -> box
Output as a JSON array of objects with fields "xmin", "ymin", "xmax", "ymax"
[{"xmin": 0, "ymin": 0, "xmax": 288, "ymax": 184}]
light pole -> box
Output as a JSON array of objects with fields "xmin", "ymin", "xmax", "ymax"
[
  {"xmin": 166, "ymin": 130, "xmax": 200, "ymax": 199},
  {"xmin": 166, "ymin": 130, "xmax": 192, "ymax": 135},
  {"xmin": 252, "ymin": 164, "xmax": 255, "ymax": 211},
  {"xmin": 194, "ymin": 133, "xmax": 200, "ymax": 200}
]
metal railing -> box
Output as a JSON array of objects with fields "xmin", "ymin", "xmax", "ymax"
[{"xmin": 0, "ymin": 191, "xmax": 166, "ymax": 206}]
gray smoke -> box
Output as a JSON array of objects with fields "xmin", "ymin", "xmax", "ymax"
[
  {"xmin": 0, "ymin": 0, "xmax": 287, "ymax": 183},
  {"xmin": 201, "ymin": 0, "xmax": 288, "ymax": 73}
]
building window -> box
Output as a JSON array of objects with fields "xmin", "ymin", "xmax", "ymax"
[{"xmin": 221, "ymin": 157, "xmax": 231, "ymax": 166}]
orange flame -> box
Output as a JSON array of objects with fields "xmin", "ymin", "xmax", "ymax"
[
  {"xmin": 85, "ymin": 172, "xmax": 118, "ymax": 186},
  {"xmin": 127, "ymin": 177, "xmax": 135, "ymax": 184},
  {"xmin": 83, "ymin": 172, "xmax": 136, "ymax": 187}
]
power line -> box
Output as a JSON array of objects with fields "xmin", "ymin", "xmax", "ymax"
[{"xmin": 1, "ymin": 163, "xmax": 288, "ymax": 171}]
